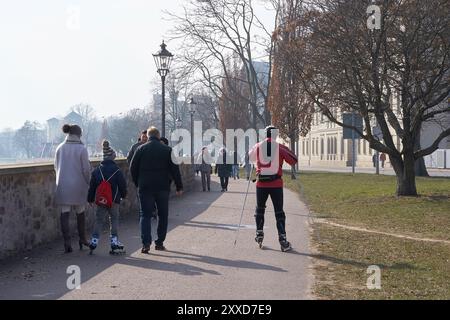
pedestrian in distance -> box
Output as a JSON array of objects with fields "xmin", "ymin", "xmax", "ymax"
[
  {"xmin": 232, "ymin": 151, "xmax": 240, "ymax": 180},
  {"xmin": 127, "ymin": 130, "xmax": 149, "ymax": 221},
  {"xmin": 380, "ymin": 153, "xmax": 386, "ymax": 168},
  {"xmin": 215, "ymin": 148, "xmax": 232, "ymax": 192},
  {"xmin": 130, "ymin": 127, "xmax": 183, "ymax": 254},
  {"xmin": 54, "ymin": 124, "xmax": 91, "ymax": 253},
  {"xmin": 248, "ymin": 125, "xmax": 298, "ymax": 252},
  {"xmin": 197, "ymin": 146, "xmax": 213, "ymax": 192},
  {"xmin": 372, "ymin": 153, "xmax": 377, "ymax": 168},
  {"xmin": 87, "ymin": 140, "xmax": 127, "ymax": 255},
  {"xmin": 126, "ymin": 130, "xmax": 148, "ymax": 165},
  {"xmin": 243, "ymin": 153, "xmax": 252, "ymax": 181}
]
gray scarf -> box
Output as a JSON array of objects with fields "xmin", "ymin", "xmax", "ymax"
[{"xmin": 65, "ymin": 134, "xmax": 83, "ymax": 144}]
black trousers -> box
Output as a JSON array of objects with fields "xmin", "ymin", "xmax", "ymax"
[
  {"xmin": 139, "ymin": 189, "xmax": 169, "ymax": 246},
  {"xmin": 220, "ymin": 176, "xmax": 229, "ymax": 190},
  {"xmin": 255, "ymin": 187, "xmax": 286, "ymax": 240},
  {"xmin": 201, "ymin": 171, "xmax": 211, "ymax": 191}
]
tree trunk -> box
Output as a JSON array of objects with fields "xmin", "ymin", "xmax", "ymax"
[
  {"xmin": 390, "ymin": 154, "xmax": 418, "ymax": 197},
  {"xmin": 415, "ymin": 157, "xmax": 429, "ymax": 177},
  {"xmin": 252, "ymin": 104, "xmax": 257, "ymax": 130},
  {"xmin": 414, "ymin": 128, "xmax": 429, "ymax": 177},
  {"xmin": 290, "ymin": 136, "xmax": 297, "ymax": 180}
]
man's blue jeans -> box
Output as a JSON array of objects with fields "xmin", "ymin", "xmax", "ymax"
[{"xmin": 139, "ymin": 189, "xmax": 170, "ymax": 246}]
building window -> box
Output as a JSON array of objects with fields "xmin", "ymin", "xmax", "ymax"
[
  {"xmin": 302, "ymin": 140, "xmax": 305, "ymax": 156},
  {"xmin": 363, "ymin": 140, "xmax": 367, "ymax": 155},
  {"xmin": 306, "ymin": 141, "xmax": 309, "ymax": 156}
]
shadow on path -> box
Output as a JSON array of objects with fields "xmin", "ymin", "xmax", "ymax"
[
  {"xmin": 0, "ymin": 178, "xmax": 289, "ymax": 300},
  {"xmin": 261, "ymin": 248, "xmax": 420, "ymax": 271}
]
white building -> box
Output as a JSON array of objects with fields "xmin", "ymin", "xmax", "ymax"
[{"xmin": 298, "ymin": 101, "xmax": 450, "ymax": 169}]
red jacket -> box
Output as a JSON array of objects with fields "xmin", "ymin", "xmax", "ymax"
[{"xmin": 248, "ymin": 138, "xmax": 298, "ymax": 188}]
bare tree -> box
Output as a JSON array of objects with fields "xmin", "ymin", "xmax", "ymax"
[
  {"xmin": 15, "ymin": 121, "xmax": 45, "ymax": 159},
  {"xmin": 108, "ymin": 108, "xmax": 154, "ymax": 155},
  {"xmin": 166, "ymin": 0, "xmax": 279, "ymax": 129},
  {"xmin": 269, "ymin": 0, "xmax": 314, "ymax": 179},
  {"xmin": 291, "ymin": 0, "xmax": 450, "ymax": 196},
  {"xmin": 71, "ymin": 104, "xmax": 98, "ymax": 148}
]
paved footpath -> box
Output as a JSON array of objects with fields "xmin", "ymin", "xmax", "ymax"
[
  {"xmin": 300, "ymin": 166, "xmax": 450, "ymax": 177},
  {"xmin": 0, "ymin": 176, "xmax": 312, "ymax": 300}
]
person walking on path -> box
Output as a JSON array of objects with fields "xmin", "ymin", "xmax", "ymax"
[
  {"xmin": 215, "ymin": 148, "xmax": 232, "ymax": 192},
  {"xmin": 197, "ymin": 146, "xmax": 213, "ymax": 192},
  {"xmin": 372, "ymin": 153, "xmax": 377, "ymax": 168},
  {"xmin": 380, "ymin": 153, "xmax": 386, "ymax": 168},
  {"xmin": 232, "ymin": 151, "xmax": 240, "ymax": 180},
  {"xmin": 243, "ymin": 153, "xmax": 252, "ymax": 181},
  {"xmin": 126, "ymin": 130, "xmax": 148, "ymax": 165},
  {"xmin": 54, "ymin": 124, "xmax": 91, "ymax": 253},
  {"xmin": 127, "ymin": 130, "xmax": 149, "ymax": 221},
  {"xmin": 130, "ymin": 127, "xmax": 183, "ymax": 253},
  {"xmin": 87, "ymin": 140, "xmax": 127, "ymax": 255},
  {"xmin": 248, "ymin": 126, "xmax": 298, "ymax": 252}
]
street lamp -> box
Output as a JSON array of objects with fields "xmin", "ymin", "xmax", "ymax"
[
  {"xmin": 189, "ymin": 97, "xmax": 196, "ymax": 165},
  {"xmin": 153, "ymin": 40, "xmax": 173, "ymax": 138}
]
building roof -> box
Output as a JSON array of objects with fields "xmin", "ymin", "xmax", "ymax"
[
  {"xmin": 64, "ymin": 111, "xmax": 83, "ymax": 122},
  {"xmin": 47, "ymin": 117, "xmax": 60, "ymax": 123}
]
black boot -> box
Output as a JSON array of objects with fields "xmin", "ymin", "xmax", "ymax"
[
  {"xmin": 255, "ymin": 230, "xmax": 264, "ymax": 248},
  {"xmin": 76, "ymin": 212, "xmax": 90, "ymax": 250},
  {"xmin": 60, "ymin": 212, "xmax": 72, "ymax": 253},
  {"xmin": 279, "ymin": 234, "xmax": 292, "ymax": 252}
]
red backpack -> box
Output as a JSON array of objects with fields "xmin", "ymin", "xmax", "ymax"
[{"xmin": 95, "ymin": 167, "xmax": 120, "ymax": 208}]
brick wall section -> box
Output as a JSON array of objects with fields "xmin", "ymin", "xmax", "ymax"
[{"xmin": 0, "ymin": 159, "xmax": 194, "ymax": 260}]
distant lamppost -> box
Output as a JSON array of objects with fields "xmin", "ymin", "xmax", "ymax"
[
  {"xmin": 189, "ymin": 97, "xmax": 196, "ymax": 165},
  {"xmin": 153, "ymin": 41, "xmax": 173, "ymax": 138}
]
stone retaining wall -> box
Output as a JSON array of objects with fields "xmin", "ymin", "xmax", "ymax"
[{"xmin": 0, "ymin": 159, "xmax": 194, "ymax": 259}]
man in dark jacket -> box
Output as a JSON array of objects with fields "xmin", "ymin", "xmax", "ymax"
[
  {"xmin": 126, "ymin": 130, "xmax": 148, "ymax": 165},
  {"xmin": 87, "ymin": 140, "xmax": 127, "ymax": 254},
  {"xmin": 130, "ymin": 127, "xmax": 183, "ymax": 253},
  {"xmin": 215, "ymin": 148, "xmax": 233, "ymax": 192}
]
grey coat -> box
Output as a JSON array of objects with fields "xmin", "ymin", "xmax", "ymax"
[{"xmin": 54, "ymin": 135, "xmax": 91, "ymax": 206}]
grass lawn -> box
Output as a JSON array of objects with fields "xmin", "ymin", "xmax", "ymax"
[{"xmin": 285, "ymin": 172, "xmax": 450, "ymax": 299}]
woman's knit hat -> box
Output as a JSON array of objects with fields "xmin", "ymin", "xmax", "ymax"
[{"xmin": 102, "ymin": 140, "xmax": 116, "ymax": 161}]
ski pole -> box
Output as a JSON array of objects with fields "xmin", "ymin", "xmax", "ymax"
[{"xmin": 233, "ymin": 165, "xmax": 254, "ymax": 247}]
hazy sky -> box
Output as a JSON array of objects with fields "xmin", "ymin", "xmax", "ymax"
[{"xmin": 0, "ymin": 0, "xmax": 275, "ymax": 131}]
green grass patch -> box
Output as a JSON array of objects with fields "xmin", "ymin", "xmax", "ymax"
[
  {"xmin": 285, "ymin": 172, "xmax": 450, "ymax": 299},
  {"xmin": 285, "ymin": 172, "xmax": 450, "ymax": 240}
]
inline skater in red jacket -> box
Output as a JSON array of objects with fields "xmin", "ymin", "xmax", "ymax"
[{"xmin": 248, "ymin": 126, "xmax": 298, "ymax": 252}]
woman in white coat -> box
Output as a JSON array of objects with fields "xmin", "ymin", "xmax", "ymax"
[{"xmin": 54, "ymin": 124, "xmax": 91, "ymax": 253}]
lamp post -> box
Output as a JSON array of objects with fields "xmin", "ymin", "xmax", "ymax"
[
  {"xmin": 189, "ymin": 97, "xmax": 196, "ymax": 165},
  {"xmin": 153, "ymin": 41, "xmax": 173, "ymax": 138}
]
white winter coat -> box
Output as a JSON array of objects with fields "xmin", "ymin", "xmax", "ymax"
[{"xmin": 54, "ymin": 135, "xmax": 91, "ymax": 206}]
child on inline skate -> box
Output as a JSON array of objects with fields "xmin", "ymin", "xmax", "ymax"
[{"xmin": 87, "ymin": 140, "xmax": 127, "ymax": 255}]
